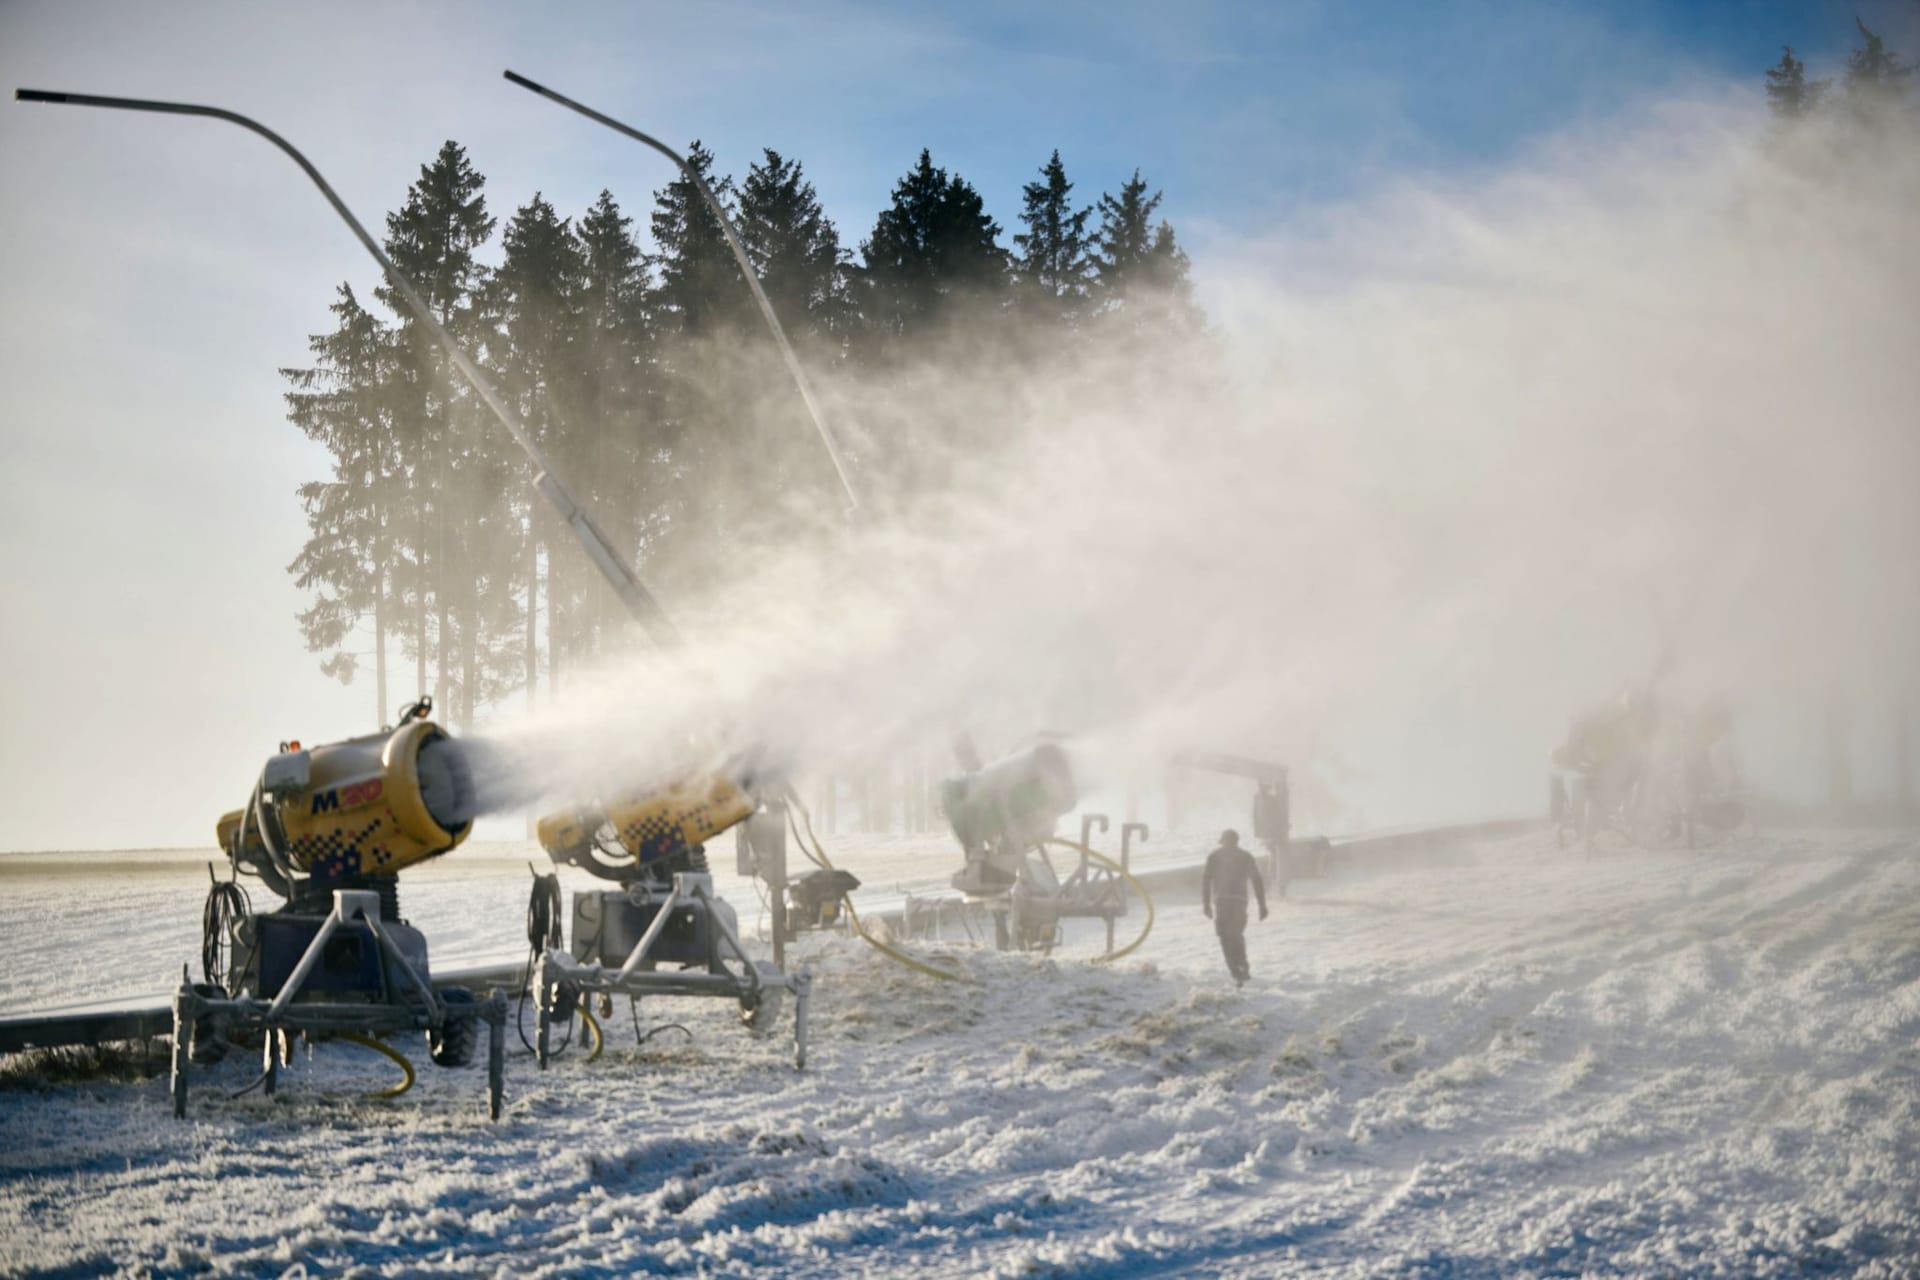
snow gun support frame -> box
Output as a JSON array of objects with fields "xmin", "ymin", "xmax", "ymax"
[
  {"xmin": 531, "ymin": 873, "xmax": 811, "ymax": 1071},
  {"xmin": 530, "ymin": 780, "xmax": 811, "ymax": 1071},
  {"xmin": 170, "ymin": 888, "xmax": 506, "ymax": 1120},
  {"xmin": 1000, "ymin": 814, "xmax": 1144, "ymax": 955}
]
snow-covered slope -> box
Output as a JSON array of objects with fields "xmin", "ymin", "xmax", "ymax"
[{"xmin": 3, "ymin": 828, "xmax": 1917, "ymax": 1276}]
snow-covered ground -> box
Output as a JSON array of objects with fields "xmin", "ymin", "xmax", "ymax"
[{"xmin": 3, "ymin": 826, "xmax": 1919, "ymax": 1276}]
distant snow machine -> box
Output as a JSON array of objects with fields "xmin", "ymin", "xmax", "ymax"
[
  {"xmin": 944, "ymin": 740, "xmax": 1143, "ymax": 952},
  {"xmin": 1170, "ymin": 752, "xmax": 1330, "ymax": 894},
  {"xmin": 180, "ymin": 697, "xmax": 507, "ymax": 1119},
  {"xmin": 785, "ymin": 868, "xmax": 863, "ymax": 932},
  {"xmin": 528, "ymin": 770, "xmax": 811, "ymax": 1070},
  {"xmin": 1552, "ymin": 752, "xmax": 1733, "ymax": 852},
  {"xmin": 731, "ymin": 802, "xmax": 860, "ymax": 942},
  {"xmin": 1551, "ymin": 696, "xmax": 1754, "ymax": 851},
  {"xmin": 1667, "ymin": 698, "xmax": 1757, "ymax": 847},
  {"xmin": 1550, "ymin": 758, "xmax": 1647, "ymax": 852}
]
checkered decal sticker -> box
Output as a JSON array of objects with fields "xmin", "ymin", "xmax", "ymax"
[
  {"xmin": 620, "ymin": 804, "xmax": 693, "ymax": 864},
  {"xmin": 290, "ymin": 815, "xmax": 389, "ymax": 879}
]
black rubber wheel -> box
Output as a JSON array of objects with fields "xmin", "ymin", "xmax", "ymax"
[{"xmin": 429, "ymin": 987, "xmax": 479, "ymax": 1068}]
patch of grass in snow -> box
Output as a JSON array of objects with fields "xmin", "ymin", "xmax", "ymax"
[
  {"xmin": 1376, "ymin": 1031, "xmax": 1424, "ymax": 1075},
  {"xmin": 1090, "ymin": 991, "xmax": 1274, "ymax": 1076},
  {"xmin": 1270, "ymin": 1035, "xmax": 1335, "ymax": 1096},
  {"xmin": 1554, "ymin": 1044, "xmax": 1603, "ymax": 1092},
  {"xmin": 0, "ymin": 1036, "xmax": 170, "ymax": 1088}
]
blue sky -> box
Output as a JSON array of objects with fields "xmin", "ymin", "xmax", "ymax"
[{"xmin": 0, "ymin": 0, "xmax": 1911, "ymax": 850}]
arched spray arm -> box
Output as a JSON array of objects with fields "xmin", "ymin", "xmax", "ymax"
[
  {"xmin": 502, "ymin": 70, "xmax": 859, "ymax": 516},
  {"xmin": 14, "ymin": 87, "xmax": 682, "ymax": 649}
]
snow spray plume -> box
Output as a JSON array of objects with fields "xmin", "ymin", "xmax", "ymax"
[{"xmin": 480, "ymin": 93, "xmax": 1920, "ymax": 828}]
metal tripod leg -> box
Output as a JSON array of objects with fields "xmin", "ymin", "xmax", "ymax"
[
  {"xmin": 792, "ymin": 973, "xmax": 811, "ymax": 1072},
  {"xmin": 533, "ymin": 951, "xmax": 555, "ymax": 1069},
  {"xmin": 169, "ymin": 983, "xmax": 192, "ymax": 1119},
  {"xmin": 487, "ymin": 999, "xmax": 505, "ymax": 1120}
]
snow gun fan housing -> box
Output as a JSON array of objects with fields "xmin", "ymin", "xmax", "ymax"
[
  {"xmin": 946, "ymin": 742, "xmax": 1077, "ymax": 898},
  {"xmin": 537, "ymin": 771, "xmax": 757, "ymax": 882},
  {"xmin": 216, "ymin": 710, "xmax": 475, "ymax": 898}
]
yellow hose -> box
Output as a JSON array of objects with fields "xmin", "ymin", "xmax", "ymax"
[
  {"xmin": 581, "ymin": 1009, "xmax": 604, "ymax": 1063},
  {"xmin": 1037, "ymin": 837, "xmax": 1156, "ymax": 962},
  {"xmin": 337, "ymin": 1032, "xmax": 415, "ymax": 1100},
  {"xmin": 787, "ymin": 801, "xmax": 978, "ymax": 985}
]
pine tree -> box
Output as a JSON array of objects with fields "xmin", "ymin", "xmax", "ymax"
[
  {"xmin": 1764, "ymin": 47, "xmax": 1829, "ymax": 120},
  {"xmin": 1090, "ymin": 170, "xmax": 1201, "ymax": 337},
  {"xmin": 481, "ymin": 193, "xmax": 587, "ymax": 703},
  {"xmin": 381, "ymin": 143, "xmax": 494, "ymax": 321},
  {"xmin": 282, "ymin": 285, "xmax": 401, "ymax": 724},
  {"xmin": 1013, "ymin": 149, "xmax": 1093, "ymax": 331},
  {"xmin": 730, "ymin": 149, "xmax": 853, "ymax": 512},
  {"xmin": 378, "ymin": 141, "xmax": 498, "ymax": 726},
  {"xmin": 647, "ymin": 143, "xmax": 763, "ymax": 574},
  {"xmin": 572, "ymin": 190, "xmax": 659, "ymax": 656},
  {"xmin": 736, "ymin": 149, "xmax": 852, "ymax": 343},
  {"xmin": 856, "ymin": 149, "xmax": 1009, "ymax": 353},
  {"xmin": 649, "ymin": 141, "xmax": 746, "ymax": 340},
  {"xmin": 1843, "ymin": 19, "xmax": 1913, "ymax": 122}
]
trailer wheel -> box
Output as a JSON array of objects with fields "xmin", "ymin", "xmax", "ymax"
[{"xmin": 429, "ymin": 987, "xmax": 479, "ymax": 1068}]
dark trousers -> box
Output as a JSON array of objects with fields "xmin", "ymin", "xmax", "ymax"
[{"xmin": 1213, "ymin": 896, "xmax": 1250, "ymax": 980}]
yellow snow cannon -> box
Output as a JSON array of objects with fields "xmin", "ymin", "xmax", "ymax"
[
  {"xmin": 528, "ymin": 765, "xmax": 809, "ymax": 1070},
  {"xmin": 537, "ymin": 770, "xmax": 755, "ymax": 879},
  {"xmin": 183, "ymin": 696, "xmax": 505, "ymax": 1122},
  {"xmin": 216, "ymin": 698, "xmax": 475, "ymax": 894}
]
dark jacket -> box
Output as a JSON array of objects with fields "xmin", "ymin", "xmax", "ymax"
[{"xmin": 1202, "ymin": 844, "xmax": 1267, "ymax": 914}]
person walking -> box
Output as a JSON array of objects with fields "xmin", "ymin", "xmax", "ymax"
[{"xmin": 1202, "ymin": 828, "xmax": 1268, "ymax": 986}]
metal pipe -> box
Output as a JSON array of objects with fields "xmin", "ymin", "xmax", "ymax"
[
  {"xmin": 264, "ymin": 910, "xmax": 346, "ymax": 1021},
  {"xmin": 361, "ymin": 916, "xmax": 440, "ymax": 1018},
  {"xmin": 693, "ymin": 880, "xmax": 760, "ymax": 982},
  {"xmin": 502, "ymin": 70, "xmax": 859, "ymax": 515},
  {"xmin": 615, "ymin": 881, "xmax": 686, "ymax": 979},
  {"xmin": 1077, "ymin": 813, "xmax": 1109, "ymax": 881},
  {"xmin": 14, "ymin": 87, "xmax": 681, "ymax": 648},
  {"xmin": 792, "ymin": 974, "xmax": 809, "ymax": 1071}
]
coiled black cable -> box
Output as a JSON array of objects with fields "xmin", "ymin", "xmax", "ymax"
[
  {"xmin": 201, "ymin": 873, "xmax": 251, "ymax": 993},
  {"xmin": 517, "ymin": 869, "xmax": 574, "ymax": 1054},
  {"xmin": 527, "ymin": 870, "xmax": 562, "ymax": 952}
]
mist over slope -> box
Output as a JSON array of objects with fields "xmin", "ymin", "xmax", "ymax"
[{"xmin": 465, "ymin": 95, "xmax": 1919, "ymax": 831}]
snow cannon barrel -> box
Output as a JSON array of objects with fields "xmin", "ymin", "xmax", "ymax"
[
  {"xmin": 538, "ymin": 771, "xmax": 756, "ymax": 880},
  {"xmin": 216, "ymin": 717, "xmax": 476, "ymax": 888},
  {"xmin": 945, "ymin": 742, "xmax": 1077, "ymax": 895}
]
